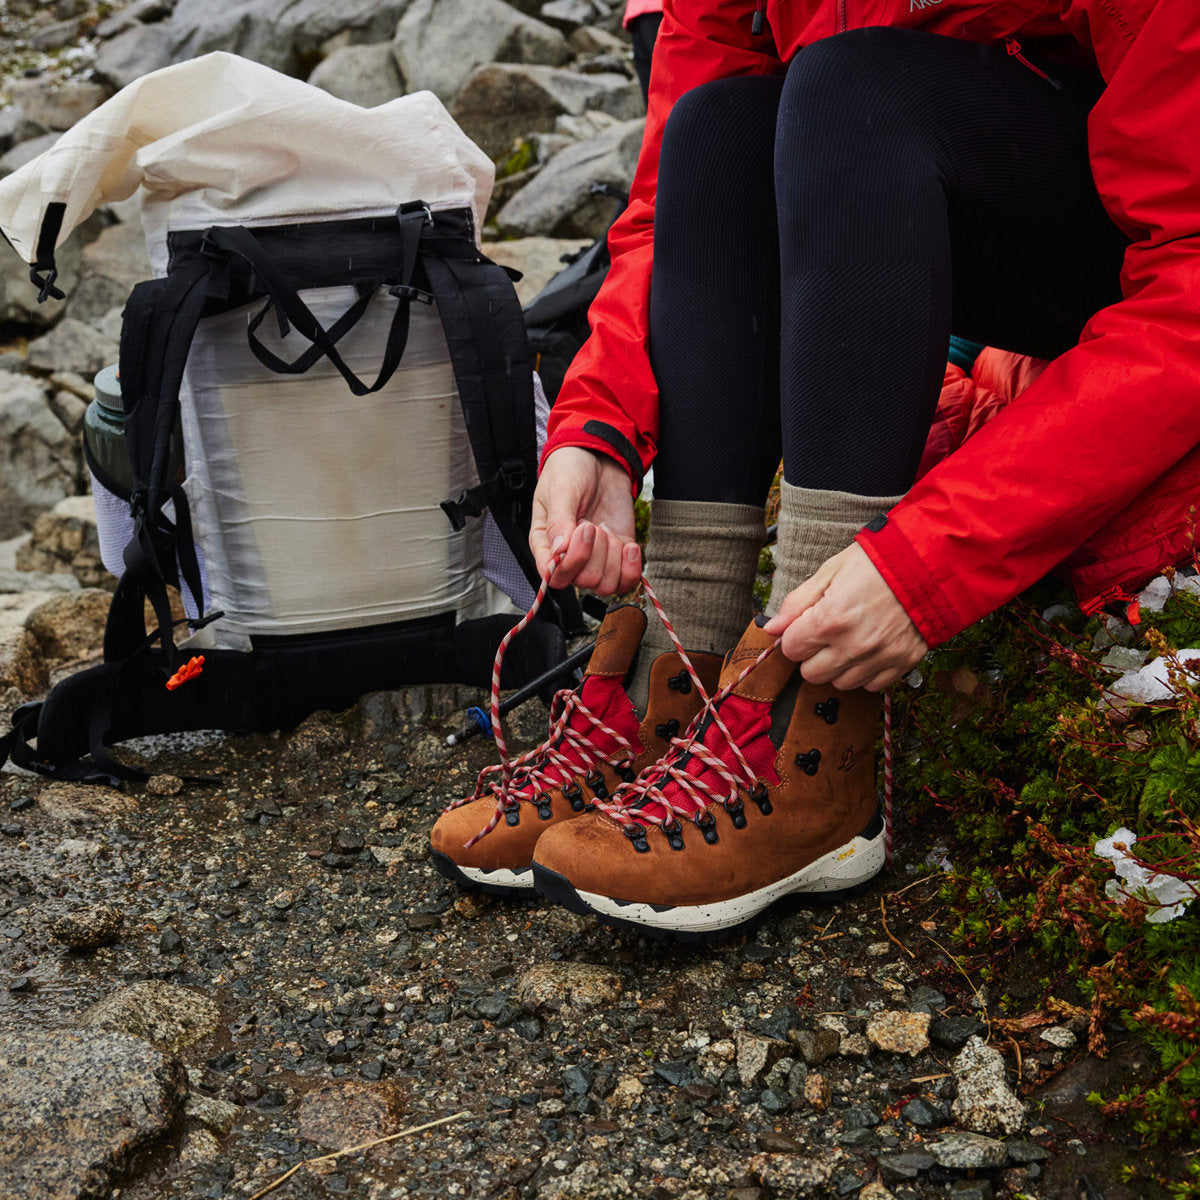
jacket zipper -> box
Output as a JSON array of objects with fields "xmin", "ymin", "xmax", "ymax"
[
  {"xmin": 837, "ymin": 0, "xmax": 846, "ymax": 34},
  {"xmin": 1004, "ymin": 38, "xmax": 1063, "ymax": 90},
  {"xmin": 751, "ymin": 0, "xmax": 764, "ymax": 35}
]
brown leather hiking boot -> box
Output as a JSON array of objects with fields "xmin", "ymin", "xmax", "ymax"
[
  {"xmin": 531, "ymin": 617, "xmax": 886, "ymax": 939},
  {"xmin": 430, "ymin": 604, "xmax": 723, "ymax": 897}
]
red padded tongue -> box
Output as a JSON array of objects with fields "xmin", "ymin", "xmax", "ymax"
[{"xmin": 631, "ymin": 689, "xmax": 778, "ymax": 825}]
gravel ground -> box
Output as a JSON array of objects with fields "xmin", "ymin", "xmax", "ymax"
[{"xmin": 0, "ymin": 686, "xmax": 1182, "ymax": 1200}]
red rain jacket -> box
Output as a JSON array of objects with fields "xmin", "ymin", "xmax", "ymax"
[{"xmin": 543, "ymin": 0, "xmax": 1200, "ymax": 646}]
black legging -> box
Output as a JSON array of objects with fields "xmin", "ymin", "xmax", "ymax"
[{"xmin": 649, "ymin": 28, "xmax": 1128, "ymax": 504}]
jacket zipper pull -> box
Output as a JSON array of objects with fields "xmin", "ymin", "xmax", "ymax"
[
  {"xmin": 751, "ymin": 1, "xmax": 764, "ymax": 35},
  {"xmin": 1005, "ymin": 38, "xmax": 1063, "ymax": 90}
]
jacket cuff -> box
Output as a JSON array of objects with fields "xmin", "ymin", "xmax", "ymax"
[
  {"xmin": 855, "ymin": 519, "xmax": 964, "ymax": 649},
  {"xmin": 541, "ymin": 423, "xmax": 644, "ymax": 497}
]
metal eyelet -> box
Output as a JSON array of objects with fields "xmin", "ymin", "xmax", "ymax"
[
  {"xmin": 794, "ymin": 749, "xmax": 821, "ymax": 776},
  {"xmin": 815, "ymin": 698, "xmax": 840, "ymax": 725},
  {"xmin": 561, "ymin": 780, "xmax": 586, "ymax": 813},
  {"xmin": 667, "ymin": 671, "xmax": 692, "ymax": 694},
  {"xmin": 749, "ymin": 782, "xmax": 772, "ymax": 815},
  {"xmin": 623, "ymin": 823, "xmax": 650, "ymax": 853},
  {"xmin": 584, "ymin": 769, "xmax": 609, "ymax": 800},
  {"xmin": 655, "ymin": 718, "xmax": 680, "ymax": 740},
  {"xmin": 725, "ymin": 796, "xmax": 747, "ymax": 829},
  {"xmin": 661, "ymin": 819, "xmax": 686, "ymax": 851},
  {"xmin": 696, "ymin": 812, "xmax": 719, "ymax": 845}
]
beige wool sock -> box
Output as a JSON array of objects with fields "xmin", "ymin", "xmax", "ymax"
[
  {"xmin": 765, "ymin": 480, "xmax": 905, "ymax": 617},
  {"xmin": 628, "ymin": 498, "xmax": 766, "ymax": 712}
]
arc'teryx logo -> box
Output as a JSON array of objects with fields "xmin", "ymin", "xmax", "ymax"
[{"xmin": 909, "ymin": 0, "xmax": 943, "ymax": 10}]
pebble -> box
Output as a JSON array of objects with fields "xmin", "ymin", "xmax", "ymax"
[
  {"xmin": 901, "ymin": 1096, "xmax": 950, "ymax": 1127},
  {"xmin": 9, "ymin": 796, "xmax": 33, "ymax": 813},
  {"xmin": 184, "ymin": 1094, "xmax": 241, "ymax": 1136},
  {"xmin": 736, "ymin": 1032, "xmax": 792, "ymax": 1087},
  {"xmin": 931, "ymin": 1015, "xmax": 986, "ymax": 1049},
  {"xmin": 50, "ymin": 904, "xmax": 124, "ymax": 949},
  {"xmin": 877, "ymin": 1150, "xmax": 935, "ymax": 1182},
  {"xmin": 296, "ymin": 1080, "xmax": 404, "ymax": 1149},
  {"xmin": 951, "ymin": 1036, "xmax": 1026, "ymax": 1136},
  {"xmin": 760, "ymin": 1087, "xmax": 789, "ymax": 1114},
  {"xmin": 516, "ymin": 962, "xmax": 623, "ymax": 1013},
  {"xmin": 866, "ymin": 1011, "xmax": 931, "ymax": 1056},
  {"xmin": 1039, "ymin": 1025, "xmax": 1077, "ymax": 1049},
  {"xmin": 789, "ymin": 1026, "xmax": 840, "ymax": 1066},
  {"xmin": 607, "ymin": 1075, "xmax": 643, "ymax": 1111},
  {"xmin": 159, "ymin": 926, "xmax": 183, "ymax": 954},
  {"xmin": 756, "ymin": 1131, "xmax": 803, "ymax": 1153},
  {"xmin": 928, "ymin": 1130, "xmax": 1009, "ymax": 1170},
  {"xmin": 838, "ymin": 1032, "xmax": 872, "ymax": 1060},
  {"xmin": 860, "ymin": 1186, "xmax": 896, "ymax": 1200},
  {"xmin": 803, "ymin": 1072, "xmax": 832, "ymax": 1111},
  {"xmin": 453, "ymin": 893, "xmax": 492, "ymax": 920},
  {"xmin": 1, "ymin": 824, "xmax": 24, "ymax": 837},
  {"xmin": 1005, "ymin": 1139, "xmax": 1051, "ymax": 1164},
  {"xmin": 335, "ymin": 829, "xmax": 365, "ymax": 854},
  {"xmin": 146, "ymin": 774, "xmax": 183, "ymax": 795},
  {"xmin": 7, "ymin": 976, "xmax": 30, "ymax": 992}
]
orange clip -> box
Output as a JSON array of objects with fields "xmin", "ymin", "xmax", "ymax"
[
  {"xmin": 166, "ymin": 655, "xmax": 205, "ymax": 691},
  {"xmin": 1126, "ymin": 598, "xmax": 1141, "ymax": 626}
]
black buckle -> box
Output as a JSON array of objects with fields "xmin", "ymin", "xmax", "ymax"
[
  {"xmin": 387, "ymin": 283, "xmax": 434, "ymax": 305},
  {"xmin": 814, "ymin": 699, "xmax": 840, "ymax": 725},
  {"xmin": 499, "ymin": 458, "xmax": 528, "ymax": 493},
  {"xmin": 794, "ymin": 750, "xmax": 821, "ymax": 777}
]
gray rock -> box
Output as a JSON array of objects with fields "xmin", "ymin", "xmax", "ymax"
[
  {"xmin": 31, "ymin": 18, "xmax": 86, "ymax": 52},
  {"xmin": 736, "ymin": 1031, "xmax": 791, "ymax": 1088},
  {"xmin": 452, "ymin": 64, "xmax": 641, "ymax": 159},
  {"xmin": 50, "ymin": 390, "xmax": 88, "ymax": 434},
  {"xmin": 0, "ymin": 376, "xmax": 77, "ymax": 532},
  {"xmin": 183, "ymin": 1093, "xmax": 241, "ymax": 1136},
  {"xmin": 749, "ymin": 1148, "xmax": 845, "ymax": 1197},
  {"xmin": 92, "ymin": 22, "xmax": 175, "ymax": 90},
  {"xmin": 865, "ymin": 1009, "xmax": 932, "ymax": 1056},
  {"xmin": 0, "ymin": 131, "xmax": 63, "ymax": 179},
  {"xmin": 50, "ymin": 904, "xmax": 124, "ymax": 950},
  {"xmin": 308, "ymin": 42, "xmax": 405, "ymax": 107},
  {"xmin": 26, "ymin": 317, "xmax": 120, "ymax": 379},
  {"xmin": 96, "ymin": 0, "xmax": 174, "ymax": 38},
  {"xmin": 0, "ymin": 590, "xmax": 71, "ymax": 693},
  {"xmin": 928, "ymin": 1131, "xmax": 1009, "ymax": 1170},
  {"xmin": 951, "ymin": 1036, "xmax": 1026, "ymax": 1136},
  {"xmin": 83, "ymin": 981, "xmax": 221, "ymax": 1053},
  {"xmin": 16, "ymin": 498, "xmax": 109, "ymax": 590},
  {"xmin": 393, "ymin": 0, "xmax": 568, "ymax": 104},
  {"xmin": 167, "ymin": 0, "xmax": 417, "ymax": 77},
  {"xmin": 568, "ymin": 24, "xmax": 628, "ymax": 55},
  {"xmin": 540, "ymin": 0, "xmax": 596, "ymax": 30},
  {"xmin": 877, "ymin": 1150, "xmax": 935, "ymax": 1183},
  {"xmin": 900, "ymin": 1096, "xmax": 950, "ymax": 1127},
  {"xmin": 481, "ymin": 236, "xmax": 592, "ymax": 305},
  {"xmin": 0, "ymin": 1030, "xmax": 185, "ymax": 1200},
  {"xmin": 64, "ymin": 217, "xmax": 152, "ymax": 327},
  {"xmin": 0, "ymin": 106, "xmax": 35, "ymax": 156},
  {"xmin": 931, "ymin": 1014, "xmax": 986, "ymax": 1049},
  {"xmin": 789, "ymin": 1026, "xmax": 841, "ymax": 1066},
  {"xmin": 3, "ymin": 79, "xmax": 110, "ymax": 133},
  {"xmin": 516, "ymin": 962, "xmax": 622, "ymax": 1012},
  {"xmin": 0, "ymin": 566, "xmax": 80, "ymax": 595},
  {"xmin": 495, "ymin": 117, "xmax": 643, "ymax": 236}
]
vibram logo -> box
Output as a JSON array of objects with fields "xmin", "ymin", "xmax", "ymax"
[
  {"xmin": 836, "ymin": 846, "xmax": 857, "ymax": 862},
  {"xmin": 839, "ymin": 746, "xmax": 868, "ymax": 772}
]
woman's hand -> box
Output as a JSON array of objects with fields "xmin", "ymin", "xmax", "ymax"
[
  {"xmin": 762, "ymin": 543, "xmax": 928, "ymax": 691},
  {"xmin": 530, "ymin": 446, "xmax": 642, "ymax": 594}
]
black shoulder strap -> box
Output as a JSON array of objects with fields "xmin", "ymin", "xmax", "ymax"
[{"xmin": 413, "ymin": 206, "xmax": 580, "ymax": 630}]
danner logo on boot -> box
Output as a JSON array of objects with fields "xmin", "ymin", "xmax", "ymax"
[
  {"xmin": 839, "ymin": 745, "xmax": 868, "ymax": 772},
  {"xmin": 727, "ymin": 644, "xmax": 769, "ymax": 668}
]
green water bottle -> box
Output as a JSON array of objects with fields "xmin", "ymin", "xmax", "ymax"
[{"xmin": 84, "ymin": 365, "xmax": 183, "ymax": 492}]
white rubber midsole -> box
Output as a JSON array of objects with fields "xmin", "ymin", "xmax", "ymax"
[
  {"xmin": 457, "ymin": 864, "xmax": 533, "ymax": 891},
  {"xmin": 574, "ymin": 831, "xmax": 886, "ymax": 932}
]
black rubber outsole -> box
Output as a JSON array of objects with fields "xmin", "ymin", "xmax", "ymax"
[
  {"xmin": 430, "ymin": 848, "xmax": 539, "ymax": 899},
  {"xmin": 531, "ymin": 859, "xmax": 886, "ymax": 944}
]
